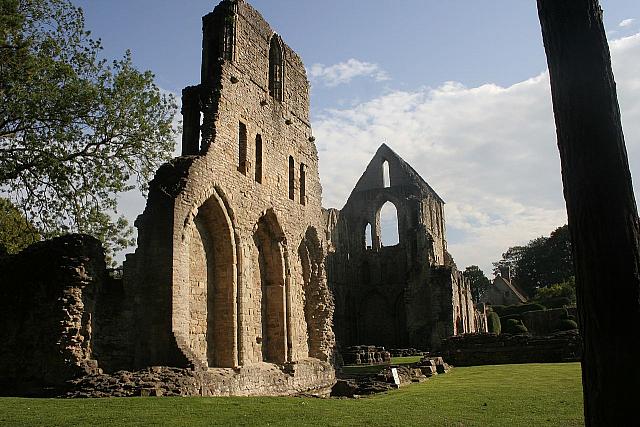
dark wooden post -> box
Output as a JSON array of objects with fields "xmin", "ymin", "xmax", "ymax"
[{"xmin": 536, "ymin": 0, "xmax": 640, "ymax": 424}]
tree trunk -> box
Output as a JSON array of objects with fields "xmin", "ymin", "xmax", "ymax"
[{"xmin": 536, "ymin": 1, "xmax": 640, "ymax": 425}]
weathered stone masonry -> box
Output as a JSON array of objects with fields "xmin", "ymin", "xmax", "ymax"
[
  {"xmin": 122, "ymin": 0, "xmax": 335, "ymax": 394},
  {"xmin": 325, "ymin": 144, "xmax": 483, "ymax": 351},
  {"xmin": 0, "ymin": 0, "xmax": 487, "ymax": 396}
]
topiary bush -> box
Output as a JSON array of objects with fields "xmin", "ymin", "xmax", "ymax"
[
  {"xmin": 487, "ymin": 311, "xmax": 501, "ymax": 334},
  {"xmin": 558, "ymin": 319, "xmax": 578, "ymax": 331},
  {"xmin": 502, "ymin": 318, "xmax": 529, "ymax": 334},
  {"xmin": 493, "ymin": 303, "xmax": 546, "ymax": 318}
]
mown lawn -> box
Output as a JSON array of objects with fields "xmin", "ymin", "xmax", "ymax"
[{"xmin": 0, "ymin": 363, "xmax": 583, "ymax": 427}]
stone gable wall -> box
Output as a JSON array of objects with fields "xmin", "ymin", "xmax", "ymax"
[
  {"xmin": 326, "ymin": 145, "xmax": 482, "ymax": 351},
  {"xmin": 124, "ymin": 0, "xmax": 335, "ymax": 395}
]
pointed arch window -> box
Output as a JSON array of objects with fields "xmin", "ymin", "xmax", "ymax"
[
  {"xmin": 222, "ymin": 14, "xmax": 236, "ymax": 61},
  {"xmin": 269, "ymin": 36, "xmax": 284, "ymax": 101},
  {"xmin": 365, "ymin": 223, "xmax": 373, "ymax": 249},
  {"xmin": 382, "ymin": 160, "xmax": 390, "ymax": 188},
  {"xmin": 379, "ymin": 201, "xmax": 399, "ymax": 246}
]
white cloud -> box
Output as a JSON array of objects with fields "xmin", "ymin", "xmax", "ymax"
[
  {"xmin": 315, "ymin": 32, "xmax": 640, "ymax": 275},
  {"xmin": 619, "ymin": 18, "xmax": 635, "ymax": 28},
  {"xmin": 308, "ymin": 59, "xmax": 390, "ymax": 87}
]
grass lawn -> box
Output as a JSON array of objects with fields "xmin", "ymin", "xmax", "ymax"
[{"xmin": 0, "ymin": 363, "xmax": 583, "ymax": 427}]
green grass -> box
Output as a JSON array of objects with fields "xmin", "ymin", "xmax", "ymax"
[
  {"xmin": 390, "ymin": 356, "xmax": 423, "ymax": 365},
  {"xmin": 0, "ymin": 363, "xmax": 583, "ymax": 426}
]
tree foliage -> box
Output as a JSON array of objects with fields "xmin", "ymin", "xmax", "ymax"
[
  {"xmin": 534, "ymin": 276, "xmax": 576, "ymax": 305},
  {"xmin": 463, "ymin": 265, "xmax": 491, "ymax": 303},
  {"xmin": 0, "ymin": 0, "xmax": 178, "ymax": 257},
  {"xmin": 0, "ymin": 197, "xmax": 40, "ymax": 254},
  {"xmin": 493, "ymin": 225, "xmax": 574, "ymax": 297}
]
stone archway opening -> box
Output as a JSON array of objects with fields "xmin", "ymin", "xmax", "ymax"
[
  {"xmin": 298, "ymin": 227, "xmax": 325, "ymax": 360},
  {"xmin": 188, "ymin": 191, "xmax": 237, "ymax": 368},
  {"xmin": 253, "ymin": 211, "xmax": 288, "ymax": 364}
]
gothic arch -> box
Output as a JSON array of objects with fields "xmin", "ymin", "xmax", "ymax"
[
  {"xmin": 269, "ymin": 35, "xmax": 284, "ymax": 101},
  {"xmin": 185, "ymin": 187, "xmax": 238, "ymax": 368},
  {"xmin": 298, "ymin": 227, "xmax": 326, "ymax": 359},
  {"xmin": 253, "ymin": 209, "xmax": 288, "ymax": 364}
]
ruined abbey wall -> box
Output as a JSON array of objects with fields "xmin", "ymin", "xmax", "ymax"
[
  {"xmin": 123, "ymin": 0, "xmax": 335, "ymax": 392},
  {"xmin": 326, "ymin": 145, "xmax": 482, "ymax": 351}
]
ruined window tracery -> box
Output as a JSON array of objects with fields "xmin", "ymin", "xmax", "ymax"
[
  {"xmin": 269, "ymin": 36, "xmax": 284, "ymax": 101},
  {"xmin": 299, "ymin": 163, "xmax": 306, "ymax": 205},
  {"xmin": 238, "ymin": 122, "xmax": 248, "ymax": 174},
  {"xmin": 383, "ymin": 160, "xmax": 390, "ymax": 188},
  {"xmin": 255, "ymin": 134, "xmax": 263, "ymax": 183},
  {"xmin": 288, "ymin": 156, "xmax": 295, "ymax": 200}
]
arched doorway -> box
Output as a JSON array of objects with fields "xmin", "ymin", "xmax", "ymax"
[
  {"xmin": 298, "ymin": 227, "xmax": 326, "ymax": 359},
  {"xmin": 253, "ymin": 211, "xmax": 288, "ymax": 364},
  {"xmin": 188, "ymin": 191, "xmax": 237, "ymax": 368}
]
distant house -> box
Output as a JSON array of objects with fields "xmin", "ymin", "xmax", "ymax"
[{"xmin": 480, "ymin": 271, "xmax": 528, "ymax": 306}]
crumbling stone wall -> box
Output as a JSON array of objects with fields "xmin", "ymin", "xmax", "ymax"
[
  {"xmin": 0, "ymin": 235, "xmax": 111, "ymax": 387},
  {"xmin": 123, "ymin": 0, "xmax": 334, "ymax": 394},
  {"xmin": 326, "ymin": 144, "xmax": 483, "ymax": 351}
]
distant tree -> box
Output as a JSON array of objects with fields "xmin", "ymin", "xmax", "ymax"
[
  {"xmin": 0, "ymin": 0, "xmax": 178, "ymax": 258},
  {"xmin": 534, "ymin": 276, "xmax": 576, "ymax": 305},
  {"xmin": 493, "ymin": 225, "xmax": 574, "ymax": 296},
  {"xmin": 463, "ymin": 265, "xmax": 491, "ymax": 303},
  {"xmin": 492, "ymin": 245, "xmax": 525, "ymax": 278},
  {"xmin": 0, "ymin": 197, "xmax": 40, "ymax": 254}
]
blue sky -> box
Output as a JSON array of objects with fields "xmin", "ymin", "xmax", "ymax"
[{"xmin": 75, "ymin": 0, "xmax": 640, "ymax": 275}]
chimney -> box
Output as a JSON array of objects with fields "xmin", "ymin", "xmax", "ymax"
[{"xmin": 499, "ymin": 266, "xmax": 511, "ymax": 282}]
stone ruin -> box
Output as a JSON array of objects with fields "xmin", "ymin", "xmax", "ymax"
[
  {"xmin": 0, "ymin": 0, "xmax": 487, "ymax": 397},
  {"xmin": 325, "ymin": 144, "xmax": 486, "ymax": 352},
  {"xmin": 341, "ymin": 346, "xmax": 392, "ymax": 366},
  {"xmin": 1, "ymin": 0, "xmax": 334, "ymax": 397}
]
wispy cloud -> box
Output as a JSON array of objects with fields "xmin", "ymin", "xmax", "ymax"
[
  {"xmin": 315, "ymin": 33, "xmax": 640, "ymax": 275},
  {"xmin": 308, "ymin": 59, "xmax": 390, "ymax": 87},
  {"xmin": 619, "ymin": 18, "xmax": 636, "ymax": 28}
]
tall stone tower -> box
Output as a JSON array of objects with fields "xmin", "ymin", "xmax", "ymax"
[{"xmin": 123, "ymin": 0, "xmax": 335, "ymax": 395}]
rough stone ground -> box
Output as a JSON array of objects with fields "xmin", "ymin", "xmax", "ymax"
[{"xmin": 331, "ymin": 357, "xmax": 451, "ymax": 398}]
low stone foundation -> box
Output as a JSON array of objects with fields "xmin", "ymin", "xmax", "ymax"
[
  {"xmin": 342, "ymin": 346, "xmax": 391, "ymax": 365},
  {"xmin": 65, "ymin": 359, "xmax": 335, "ymax": 398},
  {"xmin": 441, "ymin": 331, "xmax": 581, "ymax": 366}
]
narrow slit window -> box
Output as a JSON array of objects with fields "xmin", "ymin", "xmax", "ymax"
[
  {"xmin": 365, "ymin": 223, "xmax": 372, "ymax": 249},
  {"xmin": 288, "ymin": 156, "xmax": 295, "ymax": 200},
  {"xmin": 269, "ymin": 36, "xmax": 284, "ymax": 101},
  {"xmin": 299, "ymin": 163, "xmax": 306, "ymax": 205},
  {"xmin": 383, "ymin": 160, "xmax": 390, "ymax": 188},
  {"xmin": 255, "ymin": 134, "xmax": 263, "ymax": 183},
  {"xmin": 222, "ymin": 14, "xmax": 235, "ymax": 61},
  {"xmin": 238, "ymin": 122, "xmax": 247, "ymax": 174}
]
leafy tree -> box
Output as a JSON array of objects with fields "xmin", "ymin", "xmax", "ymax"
[
  {"xmin": 0, "ymin": 0, "xmax": 178, "ymax": 257},
  {"xmin": 493, "ymin": 225, "xmax": 574, "ymax": 296},
  {"xmin": 0, "ymin": 197, "xmax": 40, "ymax": 254},
  {"xmin": 534, "ymin": 276, "xmax": 576, "ymax": 304},
  {"xmin": 463, "ymin": 265, "xmax": 491, "ymax": 303},
  {"xmin": 492, "ymin": 245, "xmax": 525, "ymax": 278}
]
